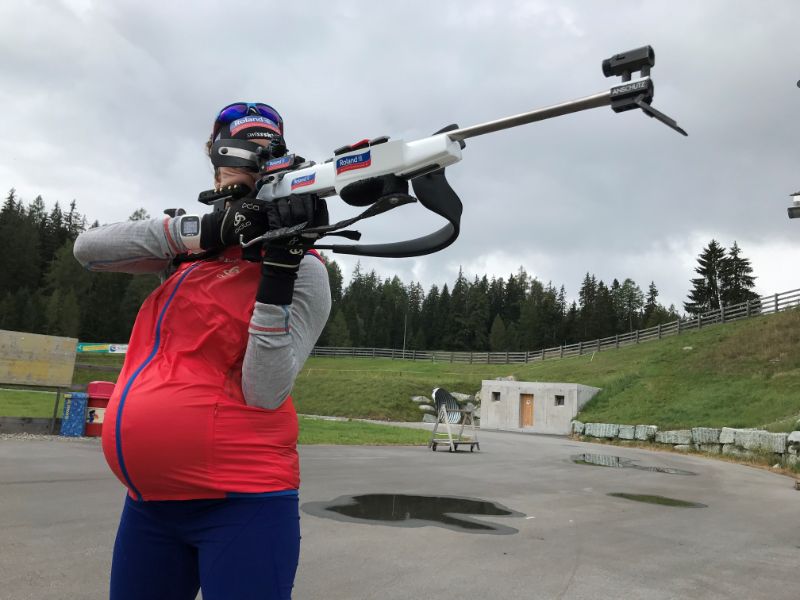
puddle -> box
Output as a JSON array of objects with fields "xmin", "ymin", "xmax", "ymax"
[
  {"xmin": 301, "ymin": 494, "xmax": 524, "ymax": 535},
  {"xmin": 608, "ymin": 493, "xmax": 707, "ymax": 508},
  {"xmin": 572, "ymin": 454, "xmax": 696, "ymax": 476}
]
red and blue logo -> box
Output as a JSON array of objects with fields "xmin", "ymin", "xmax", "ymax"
[
  {"xmin": 230, "ymin": 116, "xmax": 281, "ymax": 136},
  {"xmin": 291, "ymin": 173, "xmax": 316, "ymax": 190},
  {"xmin": 264, "ymin": 155, "xmax": 294, "ymax": 173},
  {"xmin": 335, "ymin": 150, "xmax": 371, "ymax": 175}
]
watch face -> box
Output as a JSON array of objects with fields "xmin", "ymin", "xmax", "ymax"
[{"xmin": 181, "ymin": 217, "xmax": 200, "ymax": 236}]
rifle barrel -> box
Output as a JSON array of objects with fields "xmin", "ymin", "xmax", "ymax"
[{"xmin": 447, "ymin": 89, "xmax": 611, "ymax": 142}]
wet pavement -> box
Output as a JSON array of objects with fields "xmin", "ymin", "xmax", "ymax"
[
  {"xmin": 1, "ymin": 430, "xmax": 799, "ymax": 599},
  {"xmin": 571, "ymin": 452, "xmax": 697, "ymax": 475},
  {"xmin": 302, "ymin": 493, "xmax": 524, "ymax": 534}
]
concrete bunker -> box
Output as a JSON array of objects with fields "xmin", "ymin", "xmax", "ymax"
[{"xmin": 479, "ymin": 380, "xmax": 600, "ymax": 435}]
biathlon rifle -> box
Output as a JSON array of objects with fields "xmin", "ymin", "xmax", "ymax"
[{"xmin": 199, "ymin": 45, "xmax": 686, "ymax": 258}]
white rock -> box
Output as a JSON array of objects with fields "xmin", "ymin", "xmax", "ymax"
[
  {"xmin": 418, "ymin": 405, "xmax": 435, "ymax": 413},
  {"xmin": 787, "ymin": 431, "xmax": 800, "ymax": 444},
  {"xmin": 719, "ymin": 427, "xmax": 738, "ymax": 444},
  {"xmin": 655, "ymin": 430, "xmax": 692, "ymax": 445},
  {"xmin": 618, "ymin": 425, "xmax": 635, "ymax": 440},
  {"xmin": 674, "ymin": 444, "xmax": 693, "ymax": 452},
  {"xmin": 634, "ymin": 425, "xmax": 658, "ymax": 441},
  {"xmin": 722, "ymin": 444, "xmax": 753, "ymax": 458},
  {"xmin": 734, "ymin": 430, "xmax": 788, "ymax": 453},
  {"xmin": 411, "ymin": 396, "xmax": 430, "ymax": 404},
  {"xmin": 584, "ymin": 423, "xmax": 620, "ymax": 439},
  {"xmin": 692, "ymin": 427, "xmax": 721, "ymax": 444},
  {"xmin": 572, "ymin": 420, "xmax": 585, "ymax": 435},
  {"xmin": 495, "ymin": 375, "xmax": 517, "ymax": 381},
  {"xmin": 697, "ymin": 443, "xmax": 721, "ymax": 454},
  {"xmin": 450, "ymin": 392, "xmax": 473, "ymax": 402}
]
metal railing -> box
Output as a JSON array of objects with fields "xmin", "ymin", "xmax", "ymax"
[{"xmin": 310, "ymin": 288, "xmax": 800, "ymax": 365}]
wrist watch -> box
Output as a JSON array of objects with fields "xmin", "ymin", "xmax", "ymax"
[{"xmin": 176, "ymin": 215, "xmax": 202, "ymax": 251}]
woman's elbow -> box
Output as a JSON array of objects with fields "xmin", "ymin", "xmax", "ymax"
[
  {"xmin": 244, "ymin": 383, "xmax": 292, "ymax": 410},
  {"xmin": 72, "ymin": 232, "xmax": 92, "ymax": 268}
]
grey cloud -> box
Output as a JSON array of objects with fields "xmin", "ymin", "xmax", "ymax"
[{"xmin": 1, "ymin": 0, "xmax": 798, "ymax": 310}]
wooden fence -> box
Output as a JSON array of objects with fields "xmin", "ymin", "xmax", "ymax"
[{"xmin": 310, "ymin": 287, "xmax": 800, "ymax": 365}]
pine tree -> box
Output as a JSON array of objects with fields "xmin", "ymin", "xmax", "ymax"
[
  {"xmin": 436, "ymin": 284, "xmax": 451, "ymax": 349},
  {"xmin": 619, "ymin": 278, "xmax": 644, "ymax": 332},
  {"xmin": 0, "ymin": 189, "xmax": 41, "ymax": 297},
  {"xmin": 65, "ymin": 199, "xmax": 85, "ymax": 238},
  {"xmin": 325, "ymin": 310, "xmax": 352, "ymax": 347},
  {"xmin": 502, "ymin": 267, "xmax": 528, "ymax": 325},
  {"xmin": 418, "ymin": 284, "xmax": 440, "ymax": 349},
  {"xmin": 594, "ymin": 281, "xmax": 616, "ymax": 338},
  {"xmin": 487, "ymin": 277, "xmax": 505, "ymax": 328},
  {"xmin": 562, "ymin": 301, "xmax": 579, "ymax": 345},
  {"xmin": 685, "ymin": 240, "xmax": 726, "ymax": 315},
  {"xmin": 643, "ymin": 281, "xmax": 659, "ymax": 324},
  {"xmin": 128, "ymin": 208, "xmax": 151, "ymax": 221},
  {"xmin": 578, "ymin": 273, "xmax": 597, "ymax": 338},
  {"xmin": 720, "ymin": 241, "xmax": 759, "ymax": 306},
  {"xmin": 46, "ymin": 289, "xmax": 81, "ymax": 338},
  {"xmin": 489, "ymin": 315, "xmax": 508, "ymax": 351},
  {"xmin": 118, "ymin": 275, "xmax": 160, "ymax": 340},
  {"xmin": 447, "ymin": 268, "xmax": 470, "ymax": 350},
  {"xmin": 0, "ymin": 293, "xmax": 14, "ymax": 330},
  {"xmin": 1, "ymin": 188, "xmax": 17, "ymax": 217},
  {"xmin": 465, "ymin": 276, "xmax": 489, "ymax": 350},
  {"xmin": 321, "ymin": 255, "xmax": 344, "ymax": 308},
  {"xmin": 45, "ymin": 240, "xmax": 93, "ymax": 298}
]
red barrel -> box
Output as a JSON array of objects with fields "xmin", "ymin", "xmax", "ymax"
[{"xmin": 85, "ymin": 381, "xmax": 115, "ymax": 437}]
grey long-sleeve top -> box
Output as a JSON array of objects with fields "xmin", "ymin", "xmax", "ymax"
[{"xmin": 73, "ymin": 216, "xmax": 331, "ymax": 409}]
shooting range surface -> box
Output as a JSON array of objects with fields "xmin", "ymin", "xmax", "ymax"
[{"xmin": 1, "ymin": 430, "xmax": 798, "ymax": 599}]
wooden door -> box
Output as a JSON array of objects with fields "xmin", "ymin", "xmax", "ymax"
[{"xmin": 520, "ymin": 394, "xmax": 534, "ymax": 427}]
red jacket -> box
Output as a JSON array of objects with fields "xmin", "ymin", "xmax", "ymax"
[{"xmin": 102, "ymin": 247, "xmax": 302, "ymax": 501}]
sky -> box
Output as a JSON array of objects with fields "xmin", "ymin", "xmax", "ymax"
[{"xmin": 1, "ymin": 0, "xmax": 798, "ymax": 310}]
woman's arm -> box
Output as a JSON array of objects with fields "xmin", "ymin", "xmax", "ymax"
[
  {"xmin": 241, "ymin": 253, "xmax": 331, "ymax": 409},
  {"xmin": 73, "ymin": 217, "xmax": 190, "ymax": 274}
]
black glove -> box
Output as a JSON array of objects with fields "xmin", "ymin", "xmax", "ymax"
[
  {"xmin": 199, "ymin": 195, "xmax": 270, "ymax": 252},
  {"xmin": 256, "ymin": 194, "xmax": 328, "ymax": 305}
]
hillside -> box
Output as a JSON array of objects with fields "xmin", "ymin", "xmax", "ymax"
[
  {"xmin": 291, "ymin": 309, "xmax": 800, "ymax": 430},
  {"xmin": 38, "ymin": 308, "xmax": 800, "ymax": 430}
]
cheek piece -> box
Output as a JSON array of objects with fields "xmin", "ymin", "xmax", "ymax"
[{"xmin": 210, "ymin": 138, "xmax": 266, "ymax": 172}]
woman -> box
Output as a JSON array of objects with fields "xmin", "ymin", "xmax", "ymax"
[{"xmin": 73, "ymin": 102, "xmax": 331, "ymax": 600}]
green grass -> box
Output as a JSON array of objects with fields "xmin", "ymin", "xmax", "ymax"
[
  {"xmin": 297, "ymin": 417, "xmax": 428, "ymax": 445},
  {"xmin": 293, "ymin": 309, "xmax": 800, "ymax": 431},
  {"xmin": 568, "ymin": 309, "xmax": 800, "ymax": 431},
  {"xmin": 291, "ymin": 361, "xmax": 502, "ymax": 421},
  {"xmin": 0, "ymin": 388, "xmax": 62, "ymax": 418},
  {"xmin": 0, "ymin": 389, "xmax": 429, "ymax": 446},
  {"xmin": 4, "ymin": 307, "xmax": 800, "ymax": 433}
]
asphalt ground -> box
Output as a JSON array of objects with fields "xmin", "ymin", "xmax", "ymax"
[{"xmin": 1, "ymin": 431, "xmax": 798, "ymax": 599}]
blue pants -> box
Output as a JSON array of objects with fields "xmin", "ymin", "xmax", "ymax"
[{"xmin": 110, "ymin": 493, "xmax": 300, "ymax": 600}]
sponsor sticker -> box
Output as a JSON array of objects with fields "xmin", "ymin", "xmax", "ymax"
[
  {"xmin": 335, "ymin": 150, "xmax": 371, "ymax": 175},
  {"xmin": 76, "ymin": 343, "xmax": 128, "ymax": 354},
  {"xmin": 230, "ymin": 116, "xmax": 281, "ymax": 136},
  {"xmin": 265, "ymin": 155, "xmax": 294, "ymax": 172},
  {"xmin": 87, "ymin": 407, "xmax": 106, "ymax": 424},
  {"xmin": 291, "ymin": 173, "xmax": 316, "ymax": 190}
]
